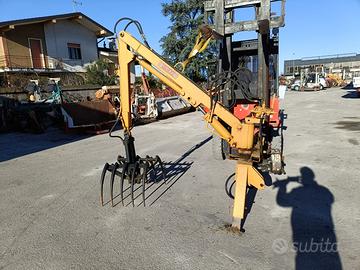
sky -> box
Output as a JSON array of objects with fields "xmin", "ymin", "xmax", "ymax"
[{"xmin": 1, "ymin": 0, "xmax": 360, "ymax": 73}]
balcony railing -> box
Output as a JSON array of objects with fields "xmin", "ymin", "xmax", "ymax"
[{"xmin": 0, "ymin": 55, "xmax": 86, "ymax": 72}]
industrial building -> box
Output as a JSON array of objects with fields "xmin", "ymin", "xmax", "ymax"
[{"xmin": 284, "ymin": 53, "xmax": 360, "ymax": 80}]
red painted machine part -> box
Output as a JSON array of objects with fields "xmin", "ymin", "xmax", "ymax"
[
  {"xmin": 232, "ymin": 98, "xmax": 281, "ymax": 128},
  {"xmin": 202, "ymin": 97, "xmax": 281, "ymax": 128}
]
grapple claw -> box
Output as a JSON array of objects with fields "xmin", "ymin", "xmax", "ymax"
[
  {"xmin": 100, "ymin": 134, "xmax": 165, "ymax": 208},
  {"xmin": 110, "ymin": 162, "xmax": 119, "ymax": 207},
  {"xmin": 100, "ymin": 163, "xmax": 109, "ymax": 206}
]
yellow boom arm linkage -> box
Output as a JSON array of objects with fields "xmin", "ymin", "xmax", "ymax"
[
  {"xmin": 174, "ymin": 25, "xmax": 218, "ymax": 72},
  {"xmin": 117, "ymin": 31, "xmax": 267, "ymax": 229}
]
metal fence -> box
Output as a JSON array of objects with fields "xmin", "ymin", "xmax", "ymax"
[{"xmin": 0, "ymin": 55, "xmax": 85, "ymax": 72}]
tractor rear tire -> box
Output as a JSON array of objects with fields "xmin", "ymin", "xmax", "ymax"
[{"xmin": 212, "ymin": 135, "xmax": 225, "ymax": 161}]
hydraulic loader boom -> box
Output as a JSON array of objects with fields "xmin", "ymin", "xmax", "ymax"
[
  {"xmin": 101, "ymin": 0, "xmax": 286, "ymax": 232},
  {"xmin": 100, "ymin": 30, "xmax": 277, "ymax": 230},
  {"xmin": 118, "ymin": 31, "xmax": 264, "ymax": 150}
]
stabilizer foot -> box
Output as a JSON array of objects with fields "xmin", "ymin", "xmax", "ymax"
[{"xmin": 230, "ymin": 162, "xmax": 264, "ymax": 230}]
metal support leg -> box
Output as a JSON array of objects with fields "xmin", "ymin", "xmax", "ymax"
[
  {"xmin": 232, "ymin": 163, "xmax": 248, "ymax": 229},
  {"xmin": 231, "ymin": 162, "xmax": 265, "ymax": 230}
]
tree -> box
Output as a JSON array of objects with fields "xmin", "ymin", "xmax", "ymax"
[
  {"xmin": 160, "ymin": 0, "xmax": 217, "ymax": 82},
  {"xmin": 86, "ymin": 59, "xmax": 116, "ymax": 86}
]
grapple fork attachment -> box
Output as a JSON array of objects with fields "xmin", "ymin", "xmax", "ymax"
[{"xmin": 100, "ymin": 134, "xmax": 166, "ymax": 207}]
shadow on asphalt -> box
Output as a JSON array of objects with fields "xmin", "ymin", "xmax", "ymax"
[
  {"xmin": 334, "ymin": 120, "xmax": 360, "ymax": 131},
  {"xmin": 273, "ymin": 167, "xmax": 342, "ymax": 270},
  {"xmin": 0, "ymin": 129, "xmax": 89, "ymax": 162},
  {"xmin": 341, "ymin": 90, "xmax": 360, "ymax": 99}
]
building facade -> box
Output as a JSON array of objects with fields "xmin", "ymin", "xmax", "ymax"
[
  {"xmin": 284, "ymin": 53, "xmax": 360, "ymax": 78},
  {"xmin": 0, "ymin": 13, "xmax": 112, "ymax": 72}
]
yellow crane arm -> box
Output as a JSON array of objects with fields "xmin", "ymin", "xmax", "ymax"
[
  {"xmin": 174, "ymin": 25, "xmax": 220, "ymax": 72},
  {"xmin": 118, "ymin": 31, "xmax": 257, "ymax": 150},
  {"xmin": 116, "ymin": 31, "xmax": 270, "ymax": 229}
]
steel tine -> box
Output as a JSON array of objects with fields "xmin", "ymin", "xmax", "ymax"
[
  {"xmin": 120, "ymin": 163, "xmax": 128, "ymax": 206},
  {"xmin": 130, "ymin": 163, "xmax": 139, "ymax": 207},
  {"xmin": 146, "ymin": 155, "xmax": 155, "ymax": 169},
  {"xmin": 110, "ymin": 162, "xmax": 119, "ymax": 207},
  {"xmin": 100, "ymin": 163, "xmax": 109, "ymax": 206},
  {"xmin": 142, "ymin": 163, "xmax": 149, "ymax": 207},
  {"xmin": 156, "ymin": 155, "xmax": 167, "ymax": 183},
  {"xmin": 146, "ymin": 155, "xmax": 156, "ymax": 181}
]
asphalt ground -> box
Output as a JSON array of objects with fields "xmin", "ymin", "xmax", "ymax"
[{"xmin": 0, "ymin": 87, "xmax": 359, "ymax": 269}]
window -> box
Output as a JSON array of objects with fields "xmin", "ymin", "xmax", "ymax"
[{"xmin": 67, "ymin": 43, "xmax": 82, "ymax": 60}]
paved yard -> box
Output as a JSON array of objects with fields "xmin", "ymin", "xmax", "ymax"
[{"xmin": 0, "ymin": 87, "xmax": 359, "ymax": 269}]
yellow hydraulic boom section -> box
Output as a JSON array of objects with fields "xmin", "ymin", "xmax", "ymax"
[
  {"xmin": 174, "ymin": 25, "xmax": 221, "ymax": 72},
  {"xmin": 116, "ymin": 31, "xmax": 272, "ymax": 229}
]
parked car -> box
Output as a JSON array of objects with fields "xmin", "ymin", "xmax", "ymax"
[{"xmin": 290, "ymin": 79, "xmax": 301, "ymax": 91}]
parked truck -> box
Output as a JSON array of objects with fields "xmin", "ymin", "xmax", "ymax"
[
  {"xmin": 291, "ymin": 70, "xmax": 327, "ymax": 91},
  {"xmin": 352, "ymin": 71, "xmax": 360, "ymax": 89}
]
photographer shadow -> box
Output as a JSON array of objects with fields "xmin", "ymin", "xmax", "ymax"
[{"xmin": 274, "ymin": 167, "xmax": 342, "ymax": 270}]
